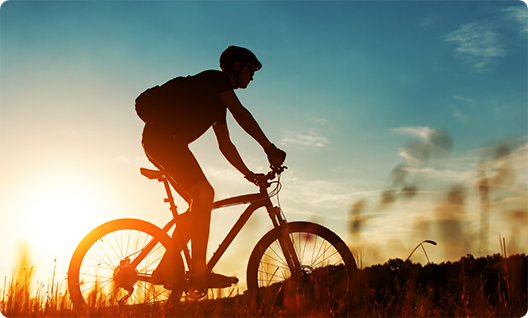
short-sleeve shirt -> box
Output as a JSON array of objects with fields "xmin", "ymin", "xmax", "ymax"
[{"xmin": 144, "ymin": 70, "xmax": 233, "ymax": 144}]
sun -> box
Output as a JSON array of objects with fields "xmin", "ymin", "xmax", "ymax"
[
  {"xmin": 8, "ymin": 171, "xmax": 119, "ymax": 290},
  {"xmin": 23, "ymin": 181, "xmax": 103, "ymax": 257}
]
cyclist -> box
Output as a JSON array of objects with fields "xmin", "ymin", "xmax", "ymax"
[{"xmin": 139, "ymin": 46, "xmax": 286, "ymax": 290}]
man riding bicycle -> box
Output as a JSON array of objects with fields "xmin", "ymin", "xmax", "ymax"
[{"xmin": 138, "ymin": 46, "xmax": 286, "ymax": 290}]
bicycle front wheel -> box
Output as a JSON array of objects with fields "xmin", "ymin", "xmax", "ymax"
[
  {"xmin": 247, "ymin": 221, "xmax": 356, "ymax": 309},
  {"xmin": 68, "ymin": 218, "xmax": 184, "ymax": 315}
]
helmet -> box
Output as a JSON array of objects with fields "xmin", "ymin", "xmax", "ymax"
[{"xmin": 219, "ymin": 46, "xmax": 262, "ymax": 71}]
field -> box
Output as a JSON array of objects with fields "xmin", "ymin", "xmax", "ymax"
[{"xmin": 1, "ymin": 253, "xmax": 526, "ymax": 317}]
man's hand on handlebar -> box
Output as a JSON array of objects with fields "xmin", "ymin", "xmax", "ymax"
[
  {"xmin": 244, "ymin": 171, "xmax": 265, "ymax": 186},
  {"xmin": 265, "ymin": 144, "xmax": 286, "ymax": 168},
  {"xmin": 244, "ymin": 166, "xmax": 286, "ymax": 186},
  {"xmin": 270, "ymin": 164, "xmax": 286, "ymax": 174}
]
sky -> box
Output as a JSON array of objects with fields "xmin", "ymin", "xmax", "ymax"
[{"xmin": 1, "ymin": 0, "xmax": 527, "ymax": 293}]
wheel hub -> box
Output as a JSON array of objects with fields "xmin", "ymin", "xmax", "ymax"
[
  {"xmin": 113, "ymin": 258, "xmax": 138, "ymax": 293},
  {"xmin": 300, "ymin": 265, "xmax": 314, "ymax": 275}
]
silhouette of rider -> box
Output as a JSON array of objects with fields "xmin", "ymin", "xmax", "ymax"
[{"xmin": 140, "ymin": 46, "xmax": 286, "ymax": 290}]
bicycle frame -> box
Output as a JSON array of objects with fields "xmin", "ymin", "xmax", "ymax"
[{"xmin": 133, "ymin": 168, "xmax": 302, "ymax": 284}]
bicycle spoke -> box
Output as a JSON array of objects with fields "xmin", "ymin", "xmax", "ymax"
[
  {"xmin": 126, "ymin": 229, "xmax": 131, "ymax": 258},
  {"xmin": 80, "ymin": 277, "xmax": 114, "ymax": 287},
  {"xmin": 141, "ymin": 283, "xmax": 170, "ymax": 303},
  {"xmin": 79, "ymin": 273, "xmax": 113, "ymax": 281},
  {"xmin": 258, "ymin": 260, "xmax": 290, "ymax": 272},
  {"xmin": 311, "ymin": 244, "xmax": 341, "ymax": 268},
  {"xmin": 258, "ymin": 267, "xmax": 287, "ymax": 279},
  {"xmin": 313, "ymin": 235, "xmax": 320, "ymax": 266},
  {"xmin": 91, "ymin": 238, "xmax": 123, "ymax": 268},
  {"xmin": 96, "ymin": 239, "xmax": 117, "ymax": 269},
  {"xmin": 81, "ymin": 278, "xmax": 114, "ymax": 295},
  {"xmin": 137, "ymin": 244, "xmax": 164, "ymax": 273},
  {"xmin": 250, "ymin": 222, "xmax": 354, "ymax": 301},
  {"xmin": 301, "ymin": 233, "xmax": 309, "ymax": 264},
  {"xmin": 258, "ymin": 233, "xmax": 342, "ymax": 286},
  {"xmin": 101, "ymin": 235, "xmax": 122, "ymax": 265},
  {"xmin": 80, "ymin": 229, "xmax": 166, "ymax": 303},
  {"xmin": 258, "ymin": 266, "xmax": 283, "ymax": 286},
  {"xmin": 82, "ymin": 255, "xmax": 115, "ymax": 270},
  {"xmin": 112, "ymin": 231, "xmax": 124, "ymax": 260},
  {"xmin": 69, "ymin": 219, "xmax": 181, "ymax": 312},
  {"xmin": 312, "ymin": 249, "xmax": 341, "ymax": 267},
  {"xmin": 141, "ymin": 232, "xmax": 149, "ymax": 251},
  {"xmin": 262, "ymin": 247, "xmax": 289, "ymax": 269},
  {"xmin": 89, "ymin": 245, "xmax": 115, "ymax": 270}
]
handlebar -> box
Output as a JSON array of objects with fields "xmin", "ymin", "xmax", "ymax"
[
  {"xmin": 256, "ymin": 165, "xmax": 287, "ymax": 189},
  {"xmin": 271, "ymin": 165, "xmax": 286, "ymax": 175}
]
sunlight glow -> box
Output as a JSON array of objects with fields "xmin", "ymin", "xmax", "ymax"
[{"xmin": 23, "ymin": 182, "xmax": 101, "ymax": 257}]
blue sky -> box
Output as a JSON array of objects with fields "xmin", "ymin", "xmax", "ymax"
[{"xmin": 1, "ymin": 0, "xmax": 527, "ymax": 291}]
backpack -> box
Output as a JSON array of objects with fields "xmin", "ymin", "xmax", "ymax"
[
  {"xmin": 135, "ymin": 85, "xmax": 165, "ymax": 123},
  {"xmin": 135, "ymin": 77, "xmax": 188, "ymax": 123}
]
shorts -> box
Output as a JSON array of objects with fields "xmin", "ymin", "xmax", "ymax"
[{"xmin": 142, "ymin": 130, "xmax": 207, "ymax": 195}]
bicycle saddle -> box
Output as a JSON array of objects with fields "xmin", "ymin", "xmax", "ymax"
[{"xmin": 140, "ymin": 168, "xmax": 166, "ymax": 180}]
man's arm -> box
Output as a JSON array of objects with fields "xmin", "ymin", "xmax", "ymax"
[
  {"xmin": 219, "ymin": 91, "xmax": 273, "ymax": 149},
  {"xmin": 212, "ymin": 123, "xmax": 252, "ymax": 177},
  {"xmin": 219, "ymin": 91, "xmax": 286, "ymax": 168}
]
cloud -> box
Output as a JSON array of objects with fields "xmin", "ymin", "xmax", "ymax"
[
  {"xmin": 283, "ymin": 177, "xmax": 376, "ymax": 211},
  {"xmin": 444, "ymin": 22, "xmax": 506, "ymax": 71},
  {"xmin": 392, "ymin": 127, "xmax": 452, "ymax": 165},
  {"xmin": 391, "ymin": 126, "xmax": 435, "ymax": 141},
  {"xmin": 406, "ymin": 166, "xmax": 474, "ymax": 183},
  {"xmin": 452, "ymin": 106, "xmax": 471, "ymax": 123},
  {"xmin": 450, "ymin": 95, "xmax": 476, "ymax": 123},
  {"xmin": 280, "ymin": 128, "xmax": 329, "ymax": 148},
  {"xmin": 502, "ymin": 6, "xmax": 528, "ymax": 33},
  {"xmin": 419, "ymin": 17, "xmax": 434, "ymax": 28},
  {"xmin": 314, "ymin": 117, "xmax": 328, "ymax": 126},
  {"xmin": 453, "ymin": 95, "xmax": 476, "ymax": 103},
  {"xmin": 206, "ymin": 166, "xmax": 247, "ymax": 186}
]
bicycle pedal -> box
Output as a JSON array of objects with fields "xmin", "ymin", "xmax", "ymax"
[{"xmin": 207, "ymin": 273, "xmax": 239, "ymax": 288}]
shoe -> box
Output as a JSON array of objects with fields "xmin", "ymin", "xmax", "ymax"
[
  {"xmin": 207, "ymin": 272, "xmax": 239, "ymax": 288},
  {"xmin": 151, "ymin": 265, "xmax": 179, "ymax": 290},
  {"xmin": 188, "ymin": 271, "xmax": 239, "ymax": 290}
]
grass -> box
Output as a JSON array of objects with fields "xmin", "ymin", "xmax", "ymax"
[{"xmin": 1, "ymin": 254, "xmax": 526, "ymax": 317}]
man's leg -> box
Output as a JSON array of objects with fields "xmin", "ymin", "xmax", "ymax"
[
  {"xmin": 143, "ymin": 134, "xmax": 237, "ymax": 288},
  {"xmin": 186, "ymin": 180, "xmax": 238, "ymax": 289},
  {"xmin": 186, "ymin": 180, "xmax": 215, "ymax": 277}
]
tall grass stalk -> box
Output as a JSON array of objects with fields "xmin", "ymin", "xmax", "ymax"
[{"xmin": 1, "ymin": 254, "xmax": 526, "ymax": 317}]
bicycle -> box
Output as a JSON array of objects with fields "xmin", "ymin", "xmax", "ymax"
[{"xmin": 67, "ymin": 166, "xmax": 357, "ymax": 313}]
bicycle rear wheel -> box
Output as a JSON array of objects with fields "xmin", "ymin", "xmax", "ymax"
[
  {"xmin": 68, "ymin": 218, "xmax": 184, "ymax": 315},
  {"xmin": 247, "ymin": 221, "xmax": 356, "ymax": 311}
]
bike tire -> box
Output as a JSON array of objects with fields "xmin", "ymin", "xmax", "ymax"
[
  {"xmin": 247, "ymin": 221, "xmax": 356, "ymax": 309},
  {"xmin": 68, "ymin": 218, "xmax": 184, "ymax": 315}
]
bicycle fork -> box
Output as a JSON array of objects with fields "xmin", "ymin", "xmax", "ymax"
[{"xmin": 266, "ymin": 205, "xmax": 303, "ymax": 279}]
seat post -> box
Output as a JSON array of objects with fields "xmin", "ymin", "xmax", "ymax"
[{"xmin": 161, "ymin": 177, "xmax": 179, "ymax": 218}]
